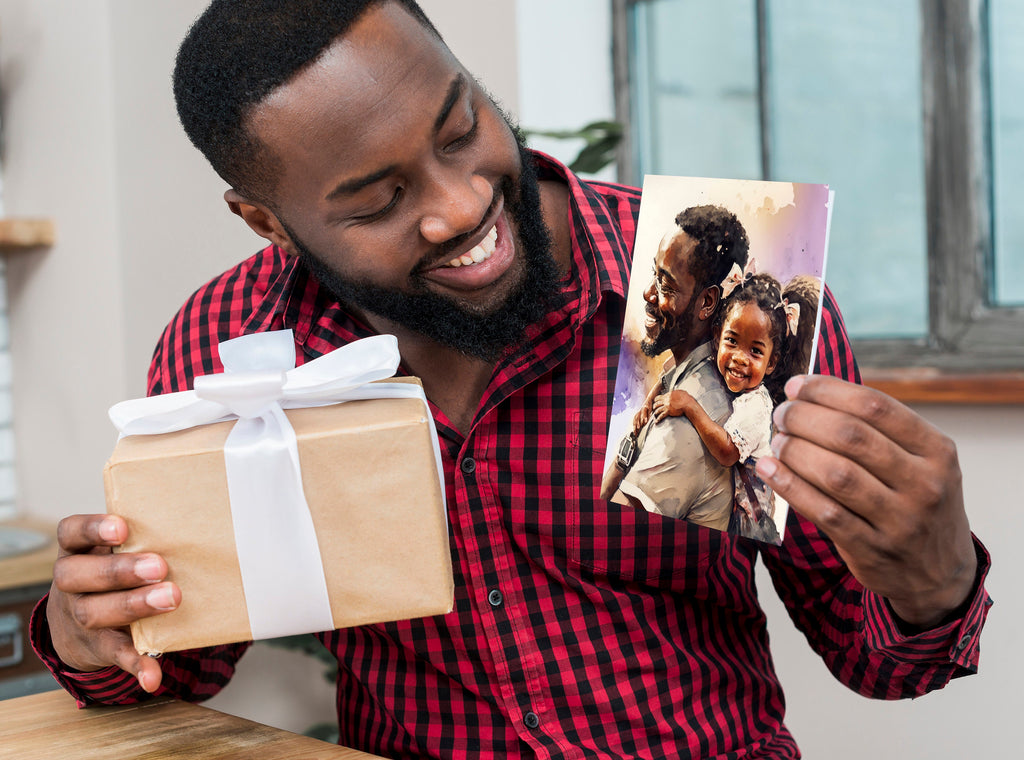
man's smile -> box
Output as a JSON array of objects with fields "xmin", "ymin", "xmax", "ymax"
[
  {"xmin": 445, "ymin": 224, "xmax": 497, "ymax": 267},
  {"xmin": 644, "ymin": 300, "xmax": 681, "ymax": 346},
  {"xmin": 420, "ymin": 209, "xmax": 516, "ymax": 292}
]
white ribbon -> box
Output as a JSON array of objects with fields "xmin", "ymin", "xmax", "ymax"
[{"xmin": 110, "ymin": 330, "xmax": 443, "ymax": 641}]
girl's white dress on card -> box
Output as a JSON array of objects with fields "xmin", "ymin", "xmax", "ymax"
[{"xmin": 723, "ymin": 385, "xmax": 783, "ymax": 544}]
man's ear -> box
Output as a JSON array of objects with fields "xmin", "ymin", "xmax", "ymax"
[
  {"xmin": 224, "ymin": 189, "xmax": 297, "ymax": 256},
  {"xmin": 697, "ymin": 285, "xmax": 721, "ymax": 322}
]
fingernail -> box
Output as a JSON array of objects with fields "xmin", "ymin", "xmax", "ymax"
[
  {"xmin": 770, "ymin": 433, "xmax": 786, "ymax": 457},
  {"xmin": 785, "ymin": 375, "xmax": 806, "ymax": 399},
  {"xmin": 756, "ymin": 457, "xmax": 778, "ymax": 480},
  {"xmin": 135, "ymin": 557, "xmax": 164, "ymax": 582},
  {"xmin": 146, "ymin": 585, "xmax": 177, "ymax": 611},
  {"xmin": 98, "ymin": 518, "xmax": 120, "ymax": 542}
]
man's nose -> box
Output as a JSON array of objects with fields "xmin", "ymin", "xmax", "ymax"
[
  {"xmin": 418, "ymin": 169, "xmax": 492, "ymax": 245},
  {"xmin": 644, "ymin": 279, "xmax": 657, "ymax": 304}
]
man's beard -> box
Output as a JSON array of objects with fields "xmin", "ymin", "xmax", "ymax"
[
  {"xmin": 288, "ymin": 143, "xmax": 562, "ymax": 362},
  {"xmin": 640, "ymin": 293, "xmax": 699, "ymax": 358}
]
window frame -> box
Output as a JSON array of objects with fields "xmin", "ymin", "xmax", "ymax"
[{"xmin": 612, "ymin": 0, "xmax": 1024, "ymax": 400}]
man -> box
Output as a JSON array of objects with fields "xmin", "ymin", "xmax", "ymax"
[
  {"xmin": 601, "ymin": 206, "xmax": 748, "ymax": 531},
  {"xmin": 34, "ymin": 1, "xmax": 990, "ymax": 758}
]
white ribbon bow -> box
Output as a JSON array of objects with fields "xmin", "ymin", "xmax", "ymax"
[{"xmin": 109, "ymin": 330, "xmax": 438, "ymax": 641}]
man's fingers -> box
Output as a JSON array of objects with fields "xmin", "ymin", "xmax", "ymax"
[
  {"xmin": 756, "ymin": 451, "xmax": 872, "ymax": 540},
  {"xmin": 772, "ymin": 397, "xmax": 909, "ymax": 491},
  {"xmin": 66, "ymin": 583, "xmax": 180, "ymax": 631},
  {"xmin": 769, "ymin": 432, "xmax": 895, "ymax": 523},
  {"xmin": 53, "ymin": 552, "xmax": 168, "ymax": 594},
  {"xmin": 97, "ymin": 629, "xmax": 165, "ymax": 693},
  {"xmin": 135, "ymin": 655, "xmax": 165, "ymax": 693},
  {"xmin": 57, "ymin": 514, "xmax": 128, "ymax": 555},
  {"xmin": 783, "ymin": 375, "xmax": 939, "ymax": 457}
]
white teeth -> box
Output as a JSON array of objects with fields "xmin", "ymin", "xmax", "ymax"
[{"xmin": 445, "ymin": 225, "xmax": 498, "ymax": 268}]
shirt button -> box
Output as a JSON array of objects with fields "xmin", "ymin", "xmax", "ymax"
[
  {"xmin": 460, "ymin": 457, "xmax": 476, "ymax": 474},
  {"xmin": 523, "ymin": 711, "xmax": 540, "ymax": 729},
  {"xmin": 956, "ymin": 634, "xmax": 972, "ymax": 651},
  {"xmin": 487, "ymin": 589, "xmax": 503, "ymax": 607}
]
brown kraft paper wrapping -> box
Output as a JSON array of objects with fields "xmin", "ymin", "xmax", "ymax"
[{"xmin": 104, "ymin": 395, "xmax": 454, "ymax": 655}]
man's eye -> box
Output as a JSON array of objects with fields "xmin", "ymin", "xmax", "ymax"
[
  {"xmin": 353, "ymin": 188, "xmax": 403, "ymax": 222},
  {"xmin": 443, "ymin": 110, "xmax": 479, "ymax": 153}
]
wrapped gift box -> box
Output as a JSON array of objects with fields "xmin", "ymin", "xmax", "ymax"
[{"xmin": 103, "ymin": 335, "xmax": 453, "ymax": 655}]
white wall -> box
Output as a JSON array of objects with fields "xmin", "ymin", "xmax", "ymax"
[
  {"xmin": 2, "ymin": 0, "xmax": 125, "ymax": 522},
  {"xmin": 0, "ymin": 0, "xmax": 263, "ymax": 524},
  {"xmin": 759, "ymin": 404, "xmax": 1020, "ymax": 757},
  {"xmin": 0, "ymin": 1, "xmax": 1017, "ymax": 755},
  {"xmin": 516, "ymin": 0, "xmax": 617, "ymax": 180}
]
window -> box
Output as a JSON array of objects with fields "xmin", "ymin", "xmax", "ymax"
[{"xmin": 613, "ymin": 0, "xmax": 1024, "ymax": 377}]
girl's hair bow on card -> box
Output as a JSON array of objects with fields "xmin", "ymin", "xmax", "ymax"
[
  {"xmin": 720, "ymin": 258, "xmax": 758, "ymax": 299},
  {"xmin": 779, "ymin": 298, "xmax": 801, "ymax": 336}
]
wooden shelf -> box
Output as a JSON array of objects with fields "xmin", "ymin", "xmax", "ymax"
[
  {"xmin": 0, "ymin": 218, "xmax": 55, "ymax": 249},
  {"xmin": 862, "ymin": 367, "xmax": 1024, "ymax": 404},
  {"xmin": 0, "ymin": 517, "xmax": 57, "ymax": 592}
]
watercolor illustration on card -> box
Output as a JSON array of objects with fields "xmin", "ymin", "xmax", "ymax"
[{"xmin": 600, "ymin": 175, "xmax": 833, "ymax": 545}]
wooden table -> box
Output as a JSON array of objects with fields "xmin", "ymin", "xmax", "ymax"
[{"xmin": 0, "ymin": 689, "xmax": 387, "ymax": 759}]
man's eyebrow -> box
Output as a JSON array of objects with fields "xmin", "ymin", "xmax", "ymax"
[
  {"xmin": 324, "ymin": 74, "xmax": 467, "ymax": 203},
  {"xmin": 434, "ymin": 74, "xmax": 466, "ymax": 134}
]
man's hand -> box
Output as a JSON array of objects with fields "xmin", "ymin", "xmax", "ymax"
[
  {"xmin": 47, "ymin": 514, "xmax": 181, "ymax": 693},
  {"xmin": 756, "ymin": 375, "xmax": 977, "ymax": 629}
]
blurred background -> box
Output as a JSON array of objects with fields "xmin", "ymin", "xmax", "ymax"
[{"xmin": 0, "ymin": 1, "xmax": 1018, "ymax": 756}]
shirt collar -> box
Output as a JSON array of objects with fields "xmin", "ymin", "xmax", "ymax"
[
  {"xmin": 532, "ymin": 150, "xmax": 631, "ymax": 307},
  {"xmin": 664, "ymin": 340, "xmax": 716, "ymax": 385}
]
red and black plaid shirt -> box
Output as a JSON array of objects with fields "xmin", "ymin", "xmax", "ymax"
[{"xmin": 33, "ymin": 153, "xmax": 991, "ymax": 758}]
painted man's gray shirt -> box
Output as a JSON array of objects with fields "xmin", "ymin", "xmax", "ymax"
[{"xmin": 619, "ymin": 341, "xmax": 734, "ymax": 530}]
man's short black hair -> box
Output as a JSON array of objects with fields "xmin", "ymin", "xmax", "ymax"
[
  {"xmin": 674, "ymin": 205, "xmax": 750, "ymax": 292},
  {"xmin": 173, "ymin": 0, "xmax": 440, "ymax": 205}
]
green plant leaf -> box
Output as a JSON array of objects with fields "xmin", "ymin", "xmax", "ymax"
[{"xmin": 523, "ymin": 120, "xmax": 623, "ymax": 175}]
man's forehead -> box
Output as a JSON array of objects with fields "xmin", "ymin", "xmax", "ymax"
[
  {"xmin": 257, "ymin": 4, "xmax": 449, "ymax": 108},
  {"xmin": 243, "ymin": 1, "xmax": 461, "ymax": 184},
  {"xmin": 656, "ymin": 228, "xmax": 696, "ymax": 275}
]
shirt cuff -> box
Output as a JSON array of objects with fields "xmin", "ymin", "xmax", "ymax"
[
  {"xmin": 29, "ymin": 594, "xmax": 149, "ymax": 707},
  {"xmin": 861, "ymin": 535, "xmax": 992, "ymax": 672}
]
